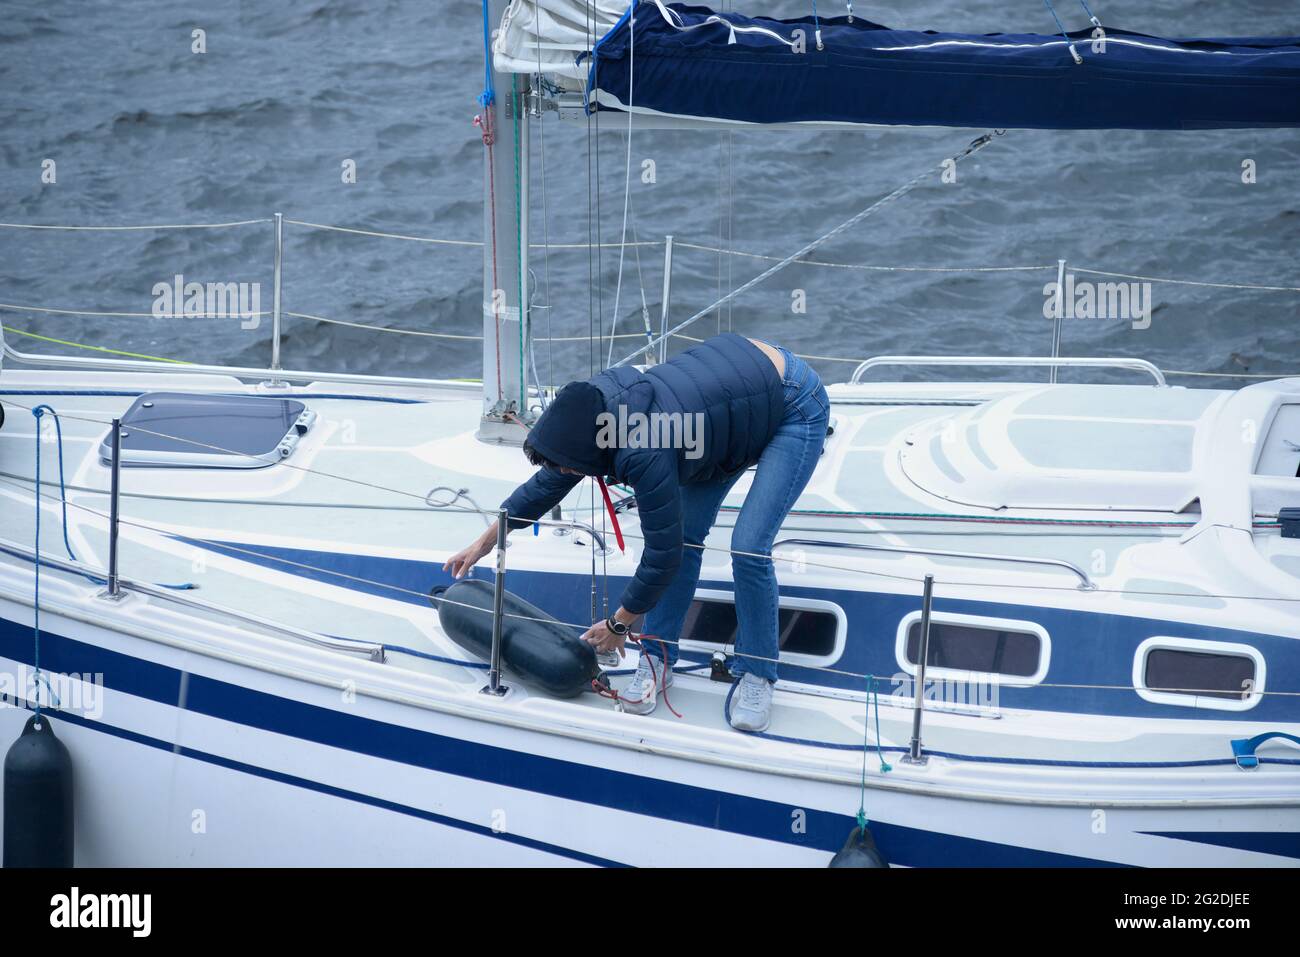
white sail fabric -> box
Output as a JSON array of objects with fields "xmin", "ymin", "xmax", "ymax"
[{"xmin": 493, "ymin": 0, "xmax": 628, "ymax": 87}]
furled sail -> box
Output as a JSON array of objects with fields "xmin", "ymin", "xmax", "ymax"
[
  {"xmin": 494, "ymin": 0, "xmax": 627, "ymax": 89},
  {"xmin": 503, "ymin": 1, "xmax": 1300, "ymax": 130}
]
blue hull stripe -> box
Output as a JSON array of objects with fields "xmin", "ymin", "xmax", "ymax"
[
  {"xmin": 0, "ymin": 616, "xmax": 1134, "ymax": 867},
  {"xmin": 1141, "ymin": 831, "xmax": 1300, "ymax": 861},
  {"xmin": 8, "ymin": 694, "xmax": 623, "ymax": 867}
]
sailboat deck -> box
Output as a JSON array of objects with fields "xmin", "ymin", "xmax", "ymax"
[{"xmin": 2, "ymin": 369, "xmax": 1297, "ymax": 804}]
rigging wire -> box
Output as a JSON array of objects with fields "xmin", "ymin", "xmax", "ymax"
[
  {"xmin": 613, "ymin": 130, "xmax": 1009, "ymax": 367},
  {"xmin": 605, "ymin": 1, "xmax": 637, "ymax": 369},
  {"xmin": 532, "ymin": 33, "xmax": 556, "ymax": 401},
  {"xmin": 1041, "ymin": 0, "xmax": 1084, "ymax": 63},
  {"xmin": 512, "ymin": 72, "xmax": 527, "ymax": 413}
]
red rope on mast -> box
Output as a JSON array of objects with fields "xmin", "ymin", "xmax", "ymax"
[{"xmin": 475, "ymin": 109, "xmax": 504, "ymax": 401}]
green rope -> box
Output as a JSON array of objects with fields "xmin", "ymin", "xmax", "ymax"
[
  {"xmin": 855, "ymin": 675, "xmax": 891, "ymax": 830},
  {"xmin": 512, "ymin": 74, "xmax": 526, "ymax": 413}
]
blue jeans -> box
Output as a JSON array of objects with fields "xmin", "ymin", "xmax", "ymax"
[{"xmin": 642, "ymin": 348, "xmax": 829, "ymax": 682}]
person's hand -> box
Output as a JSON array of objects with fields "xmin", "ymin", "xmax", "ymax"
[
  {"xmin": 582, "ymin": 619, "xmax": 628, "ymax": 659},
  {"xmin": 443, "ymin": 524, "xmax": 498, "ymax": 579}
]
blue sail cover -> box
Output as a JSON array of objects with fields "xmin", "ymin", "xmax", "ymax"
[{"xmin": 588, "ymin": 3, "xmax": 1300, "ymax": 129}]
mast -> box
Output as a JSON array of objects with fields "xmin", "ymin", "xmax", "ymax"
[{"xmin": 478, "ymin": 0, "xmax": 532, "ymax": 444}]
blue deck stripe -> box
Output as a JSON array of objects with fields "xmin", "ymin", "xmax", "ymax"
[{"xmin": 164, "ymin": 537, "xmax": 1300, "ymax": 723}]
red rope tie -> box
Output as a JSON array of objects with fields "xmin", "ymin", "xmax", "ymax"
[
  {"xmin": 636, "ymin": 635, "xmax": 681, "ymax": 719},
  {"xmin": 591, "ymin": 635, "xmax": 681, "ymax": 719},
  {"xmin": 595, "ymin": 476, "xmax": 625, "ymax": 553},
  {"xmin": 475, "ymin": 110, "xmax": 503, "ymax": 399}
]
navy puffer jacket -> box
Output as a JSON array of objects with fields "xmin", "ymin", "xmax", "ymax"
[{"xmin": 501, "ymin": 333, "xmax": 784, "ymax": 615}]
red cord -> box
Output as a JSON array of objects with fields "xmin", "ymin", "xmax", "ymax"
[
  {"xmin": 638, "ymin": 635, "xmax": 681, "ymax": 719},
  {"xmin": 475, "ymin": 110, "xmax": 503, "ymax": 401},
  {"xmin": 591, "ymin": 635, "xmax": 681, "ymax": 719},
  {"xmin": 595, "ymin": 477, "xmax": 626, "ymax": 553}
]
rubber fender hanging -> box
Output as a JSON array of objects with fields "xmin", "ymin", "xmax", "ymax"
[
  {"xmin": 4, "ymin": 715, "xmax": 74, "ymax": 867},
  {"xmin": 828, "ymin": 824, "xmax": 889, "ymax": 868},
  {"xmin": 432, "ymin": 579, "xmax": 599, "ymax": 698}
]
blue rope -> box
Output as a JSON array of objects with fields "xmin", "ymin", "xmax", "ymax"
[
  {"xmin": 1077, "ymin": 0, "xmax": 1101, "ymax": 26},
  {"xmin": 1041, "ymin": 0, "xmax": 1083, "ymax": 63},
  {"xmin": 29, "ymin": 405, "xmax": 195, "ymax": 594},
  {"xmin": 30, "ymin": 407, "xmax": 45, "ymax": 722},
  {"xmin": 478, "ymin": 0, "xmax": 495, "ymax": 107},
  {"xmin": 1041, "ymin": 0, "xmax": 1070, "ymax": 36},
  {"xmin": 31, "ymin": 406, "xmax": 76, "ymax": 561}
]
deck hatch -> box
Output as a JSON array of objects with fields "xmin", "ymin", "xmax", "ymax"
[{"xmin": 97, "ymin": 392, "xmax": 315, "ymax": 469}]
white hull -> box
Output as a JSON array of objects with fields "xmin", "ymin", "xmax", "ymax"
[{"xmin": 2, "ymin": 593, "xmax": 1294, "ymax": 868}]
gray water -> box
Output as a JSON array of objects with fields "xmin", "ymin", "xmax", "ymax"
[{"xmin": 2, "ymin": 0, "xmax": 1297, "ymax": 387}]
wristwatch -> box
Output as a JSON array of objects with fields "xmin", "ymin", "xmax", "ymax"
[{"xmin": 605, "ymin": 617, "xmax": 631, "ymax": 637}]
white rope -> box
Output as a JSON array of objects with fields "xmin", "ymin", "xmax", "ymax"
[
  {"xmin": 1071, "ymin": 266, "xmax": 1300, "ymax": 294},
  {"xmin": 0, "ymin": 217, "xmax": 1291, "ymax": 295},
  {"xmin": 0, "ymin": 219, "xmax": 269, "ymax": 231},
  {"xmin": 0, "ymin": 301, "xmax": 268, "ymax": 319},
  {"xmin": 5, "ymin": 299, "xmax": 1295, "ymax": 377},
  {"xmin": 285, "ymin": 311, "xmax": 483, "ymax": 341},
  {"xmin": 676, "ymin": 244, "xmax": 1055, "ymax": 273},
  {"xmin": 285, "ymin": 219, "xmax": 483, "ymax": 247},
  {"xmin": 284, "ymin": 218, "xmax": 660, "ymax": 250}
]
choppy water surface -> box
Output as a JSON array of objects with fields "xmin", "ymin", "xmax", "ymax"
[{"xmin": 1, "ymin": 1, "xmax": 1297, "ymax": 386}]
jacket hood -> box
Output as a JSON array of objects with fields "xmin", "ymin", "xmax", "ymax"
[{"xmin": 525, "ymin": 381, "xmax": 612, "ymax": 475}]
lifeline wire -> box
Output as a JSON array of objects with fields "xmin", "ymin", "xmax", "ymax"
[
  {"xmin": 3, "ymin": 464, "xmax": 1298, "ymax": 701},
  {"xmin": 2, "ymin": 394, "xmax": 1298, "ymax": 611}
]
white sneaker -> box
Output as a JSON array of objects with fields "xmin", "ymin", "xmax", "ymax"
[
  {"xmin": 729, "ymin": 673, "xmax": 773, "ymax": 732},
  {"xmin": 619, "ymin": 653, "xmax": 673, "ymax": 716}
]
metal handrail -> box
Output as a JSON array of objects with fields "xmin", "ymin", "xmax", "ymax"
[
  {"xmin": 774, "ymin": 538, "xmax": 1096, "ymax": 590},
  {"xmin": 549, "ymin": 517, "xmax": 612, "ymax": 555},
  {"xmin": 0, "ymin": 537, "xmax": 386, "ymax": 661},
  {"xmin": 848, "ymin": 355, "xmax": 1168, "ymax": 388}
]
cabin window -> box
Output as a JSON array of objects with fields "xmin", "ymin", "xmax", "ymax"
[
  {"xmin": 1134, "ymin": 638, "xmax": 1264, "ymax": 711},
  {"xmin": 679, "ymin": 592, "xmax": 843, "ymax": 663},
  {"xmin": 895, "ymin": 611, "xmax": 1049, "ymax": 684}
]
